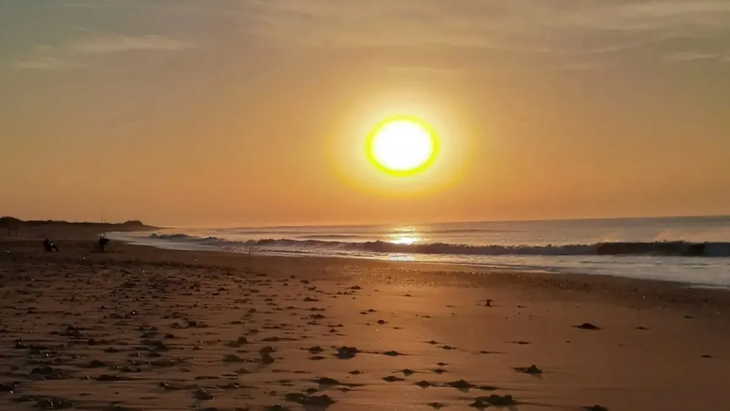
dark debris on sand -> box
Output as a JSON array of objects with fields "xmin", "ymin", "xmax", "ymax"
[
  {"xmin": 336, "ymin": 346, "xmax": 359, "ymax": 359},
  {"xmin": 306, "ymin": 346, "xmax": 324, "ymax": 354},
  {"xmin": 315, "ymin": 377, "xmax": 341, "ymax": 386},
  {"xmin": 192, "ymin": 388, "xmax": 214, "ymax": 400},
  {"xmin": 470, "ymin": 394, "xmax": 517, "ymax": 409},
  {"xmin": 35, "ymin": 397, "xmax": 74, "ymax": 410},
  {"xmin": 382, "ymin": 350, "xmax": 403, "ymax": 356},
  {"xmin": 284, "ymin": 393, "xmax": 336, "ymax": 408},
  {"xmin": 574, "ymin": 323, "xmax": 601, "ymax": 330},
  {"xmin": 447, "ymin": 379, "xmax": 475, "ymax": 390},
  {"xmin": 515, "ymin": 364, "xmax": 543, "ymax": 375}
]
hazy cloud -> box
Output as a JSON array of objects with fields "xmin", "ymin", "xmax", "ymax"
[
  {"xmin": 666, "ymin": 51, "xmax": 729, "ymax": 62},
  {"xmin": 12, "ymin": 0, "xmax": 730, "ymax": 71},
  {"xmin": 68, "ymin": 35, "xmax": 189, "ymax": 54},
  {"xmin": 13, "ymin": 56, "xmax": 81, "ymax": 70},
  {"xmin": 13, "ymin": 34, "xmax": 192, "ymax": 70},
  {"xmin": 240, "ymin": 0, "xmax": 730, "ymax": 67}
]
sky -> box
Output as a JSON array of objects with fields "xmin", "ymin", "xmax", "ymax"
[{"xmin": 1, "ymin": 0, "xmax": 730, "ymax": 227}]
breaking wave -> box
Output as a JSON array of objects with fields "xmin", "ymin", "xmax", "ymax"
[{"xmin": 147, "ymin": 233, "xmax": 730, "ymax": 257}]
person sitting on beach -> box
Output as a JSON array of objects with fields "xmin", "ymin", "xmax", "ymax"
[
  {"xmin": 43, "ymin": 239, "xmax": 60, "ymax": 252},
  {"xmin": 98, "ymin": 237, "xmax": 110, "ymax": 252}
]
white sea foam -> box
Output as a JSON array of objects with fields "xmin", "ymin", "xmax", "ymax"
[{"xmin": 108, "ymin": 216, "xmax": 730, "ymax": 288}]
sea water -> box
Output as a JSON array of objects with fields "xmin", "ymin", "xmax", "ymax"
[{"xmin": 108, "ymin": 216, "xmax": 730, "ymax": 287}]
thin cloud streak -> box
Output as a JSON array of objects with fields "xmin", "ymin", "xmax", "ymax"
[
  {"xmin": 13, "ymin": 56, "xmax": 81, "ymax": 70},
  {"xmin": 13, "ymin": 0, "xmax": 730, "ymax": 71},
  {"xmin": 13, "ymin": 34, "xmax": 192, "ymax": 70},
  {"xmin": 68, "ymin": 35, "xmax": 190, "ymax": 54},
  {"xmin": 666, "ymin": 51, "xmax": 730, "ymax": 62},
  {"xmin": 232, "ymin": 0, "xmax": 730, "ymax": 71}
]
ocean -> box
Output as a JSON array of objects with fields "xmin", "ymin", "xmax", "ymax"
[{"xmin": 108, "ymin": 216, "xmax": 730, "ymax": 288}]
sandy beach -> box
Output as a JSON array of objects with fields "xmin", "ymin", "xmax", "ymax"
[{"xmin": 2, "ymin": 228, "xmax": 730, "ymax": 411}]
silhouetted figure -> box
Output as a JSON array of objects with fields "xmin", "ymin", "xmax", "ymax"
[
  {"xmin": 98, "ymin": 237, "xmax": 110, "ymax": 252},
  {"xmin": 43, "ymin": 239, "xmax": 59, "ymax": 252}
]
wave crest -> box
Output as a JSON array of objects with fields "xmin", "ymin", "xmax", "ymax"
[{"xmin": 146, "ymin": 233, "xmax": 730, "ymax": 257}]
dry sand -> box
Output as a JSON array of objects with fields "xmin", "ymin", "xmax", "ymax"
[{"xmin": 1, "ymin": 228, "xmax": 730, "ymax": 411}]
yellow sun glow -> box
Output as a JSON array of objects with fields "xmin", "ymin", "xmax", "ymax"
[{"xmin": 367, "ymin": 118, "xmax": 437, "ymax": 176}]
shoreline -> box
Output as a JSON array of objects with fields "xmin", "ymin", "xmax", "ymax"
[
  {"xmin": 4, "ymin": 235, "xmax": 730, "ymax": 318},
  {"xmin": 111, "ymin": 230, "xmax": 730, "ymax": 291},
  {"xmin": 2, "ymin": 229, "xmax": 730, "ymax": 410},
  {"xmin": 107, "ymin": 229, "xmax": 730, "ymax": 289}
]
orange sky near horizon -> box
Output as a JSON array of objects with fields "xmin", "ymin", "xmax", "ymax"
[{"xmin": 2, "ymin": 1, "xmax": 730, "ymax": 227}]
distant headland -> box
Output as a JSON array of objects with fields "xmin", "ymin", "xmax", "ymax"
[{"xmin": 0, "ymin": 217, "xmax": 157, "ymax": 231}]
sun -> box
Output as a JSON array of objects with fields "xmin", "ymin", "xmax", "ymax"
[{"xmin": 367, "ymin": 117, "xmax": 437, "ymax": 176}]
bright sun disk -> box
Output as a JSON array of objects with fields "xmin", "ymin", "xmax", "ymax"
[{"xmin": 367, "ymin": 118, "xmax": 437, "ymax": 175}]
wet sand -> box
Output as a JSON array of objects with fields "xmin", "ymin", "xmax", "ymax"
[{"xmin": 1, "ymin": 231, "xmax": 730, "ymax": 411}]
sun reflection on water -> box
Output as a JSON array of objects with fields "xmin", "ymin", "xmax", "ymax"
[
  {"xmin": 390, "ymin": 235, "xmax": 419, "ymax": 245},
  {"xmin": 386, "ymin": 254, "xmax": 416, "ymax": 262},
  {"xmin": 388, "ymin": 226, "xmax": 423, "ymax": 245}
]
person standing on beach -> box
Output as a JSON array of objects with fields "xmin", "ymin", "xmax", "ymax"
[
  {"xmin": 43, "ymin": 239, "xmax": 60, "ymax": 252},
  {"xmin": 98, "ymin": 236, "xmax": 110, "ymax": 252}
]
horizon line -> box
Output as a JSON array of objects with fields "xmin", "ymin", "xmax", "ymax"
[{"xmin": 158, "ymin": 213, "xmax": 730, "ymax": 230}]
